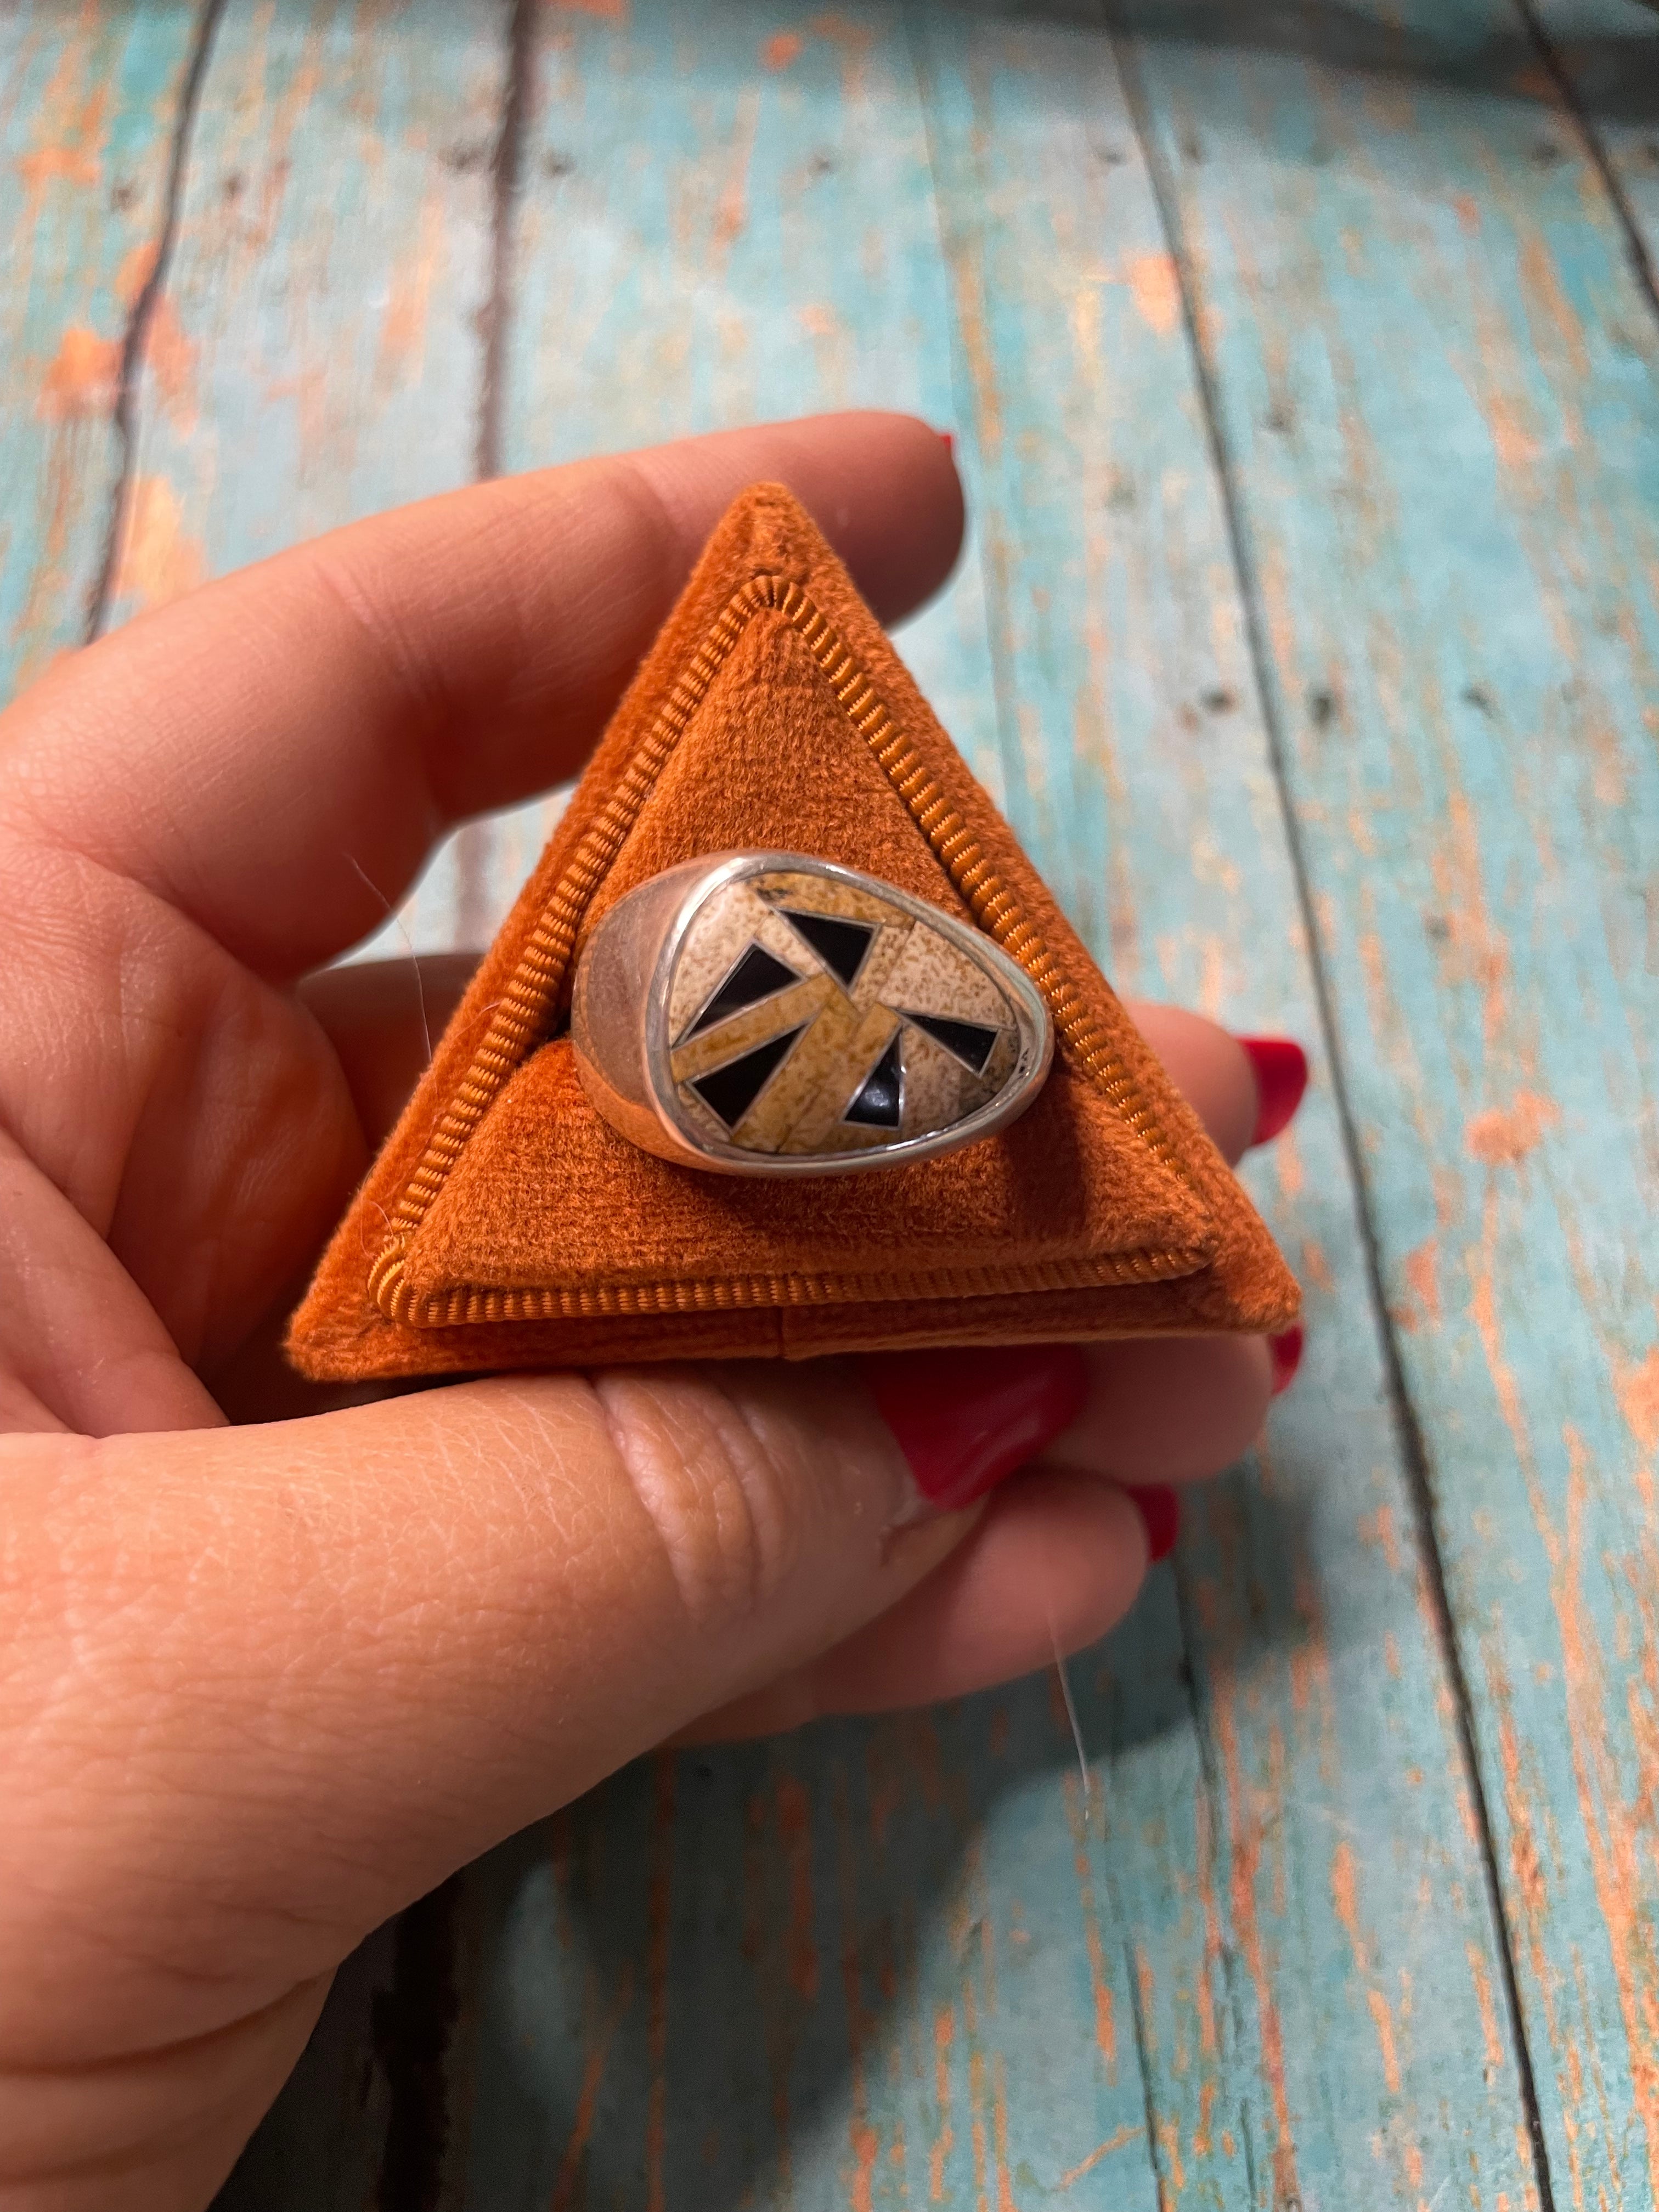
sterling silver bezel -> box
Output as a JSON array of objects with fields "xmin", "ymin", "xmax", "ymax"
[{"xmin": 637, "ymin": 850, "xmax": 1053, "ymax": 1178}]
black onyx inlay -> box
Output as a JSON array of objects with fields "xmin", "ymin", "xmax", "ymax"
[
  {"xmin": 686, "ymin": 943, "xmax": 800, "ymax": 1037},
  {"xmin": 900, "ymin": 1009, "xmax": 1001, "ymax": 1076},
  {"xmin": 843, "ymin": 1033, "xmax": 903, "ymax": 1128},
  {"xmin": 780, "ymin": 909, "xmax": 874, "ymax": 991},
  {"xmin": 690, "ymin": 1028, "xmax": 804, "ymax": 1128}
]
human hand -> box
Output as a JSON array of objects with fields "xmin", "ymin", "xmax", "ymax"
[{"xmin": 0, "ymin": 414, "xmax": 1301, "ymax": 2209}]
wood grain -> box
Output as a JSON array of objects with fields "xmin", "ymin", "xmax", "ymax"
[
  {"xmin": 0, "ymin": 0, "xmax": 202, "ymax": 699},
  {"xmin": 1536, "ymin": 0, "xmax": 1659, "ymax": 251},
  {"xmin": 1125, "ymin": 0, "xmax": 1659, "ymax": 2200},
  {"xmin": 430, "ymin": 5, "xmax": 1537, "ymax": 2207},
  {"xmin": 4, "ymin": 0, "xmax": 1653, "ymax": 2203},
  {"xmin": 918, "ymin": 15, "xmax": 1544, "ymax": 2207},
  {"xmin": 104, "ymin": 0, "xmax": 515, "ymax": 963}
]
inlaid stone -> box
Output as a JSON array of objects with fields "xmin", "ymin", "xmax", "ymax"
[{"xmin": 654, "ymin": 857, "xmax": 1051, "ymax": 1171}]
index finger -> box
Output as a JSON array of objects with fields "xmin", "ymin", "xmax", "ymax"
[{"xmin": 0, "ymin": 414, "xmax": 962, "ymax": 977}]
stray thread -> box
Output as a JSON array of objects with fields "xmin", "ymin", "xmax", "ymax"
[
  {"xmin": 345, "ymin": 853, "xmax": 432, "ymax": 1068},
  {"xmin": 1047, "ymin": 1597, "xmax": 1092, "ymax": 1819}
]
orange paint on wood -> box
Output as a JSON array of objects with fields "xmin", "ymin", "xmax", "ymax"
[
  {"xmin": 1616, "ymin": 1346, "xmax": 1659, "ymax": 1458},
  {"xmin": 37, "ymin": 325, "xmax": 120, "ymax": 420},
  {"xmin": 141, "ymin": 294, "xmax": 196, "ymax": 425},
  {"xmin": 1359, "ymin": 1504, "xmax": 1403, "ymax": 1575},
  {"xmin": 375, "ymin": 199, "xmax": 443, "ymax": 383},
  {"xmin": 15, "ymin": 124, "xmax": 104, "ymax": 193},
  {"xmin": 16, "ymin": 88, "xmax": 107, "ymax": 195},
  {"xmin": 1331, "ymin": 1838, "xmax": 1368, "ymax": 1972},
  {"xmin": 113, "ymin": 474, "xmax": 204, "ymax": 610},
  {"xmin": 1467, "ymin": 1940, "xmax": 1507, "ymax": 2074},
  {"xmin": 1466, "ymin": 1091, "xmax": 1561, "ymax": 1167},
  {"xmin": 1194, "ymin": 2075, "xmax": 1217, "ymax": 2160},
  {"xmin": 1191, "ymin": 1781, "xmax": 1223, "ymax": 2064},
  {"xmin": 1485, "ymin": 391, "xmax": 1541, "ymax": 471},
  {"xmin": 929, "ymin": 2006, "xmax": 955, "ymax": 2203},
  {"xmin": 1365, "ymin": 1987, "xmax": 1403, "ymax": 2096},
  {"xmin": 991, "ymin": 2052, "xmax": 1019, "ymax": 2212},
  {"xmin": 1064, "ymin": 1772, "xmax": 1117, "ymax": 2074},
  {"xmin": 1470, "ymin": 1190, "xmax": 1533, "ymax": 1469},
  {"xmin": 1212, "ymin": 1662, "xmax": 1302, "ymax": 2207},
  {"xmin": 1157, "ymin": 2111, "xmax": 1187, "ymax": 2196},
  {"xmin": 1519, "ymin": 233, "xmax": 1591, "ymax": 383},
  {"xmin": 1431, "ymin": 792, "xmax": 1510, "ymax": 1047},
  {"xmin": 549, "ymin": 1966, "xmax": 635, "ymax": 2212},
  {"xmin": 1055, "ymin": 2125, "xmax": 1136, "ymax": 2189},
  {"xmin": 1402, "ymin": 1237, "xmax": 1441, "ymax": 1331},
  {"xmin": 1299, "ymin": 1235, "xmax": 1334, "ymax": 1294},
  {"xmin": 1541, "ymin": 1431, "xmax": 1659, "ymax": 2202},
  {"xmin": 966, "ymin": 2042, "xmax": 990, "ymax": 2212},
  {"xmin": 115, "ymin": 238, "xmax": 159, "ymax": 307},
  {"xmin": 847, "ymin": 2120, "xmax": 879, "ymax": 2212},
  {"xmin": 1126, "ymin": 251, "xmax": 1181, "ymax": 337}
]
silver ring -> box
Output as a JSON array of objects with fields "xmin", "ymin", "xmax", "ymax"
[{"xmin": 569, "ymin": 851, "xmax": 1053, "ymax": 1177}]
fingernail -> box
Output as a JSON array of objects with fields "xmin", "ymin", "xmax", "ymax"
[
  {"xmin": 866, "ymin": 1345, "xmax": 1088, "ymax": 1512},
  {"xmin": 939, "ymin": 428, "xmax": 956, "ymax": 459},
  {"xmin": 1238, "ymin": 1036, "xmax": 1308, "ymax": 1147},
  {"xmin": 1125, "ymin": 1482, "xmax": 1181, "ymax": 1563},
  {"xmin": 1270, "ymin": 1324, "xmax": 1305, "ymax": 1395}
]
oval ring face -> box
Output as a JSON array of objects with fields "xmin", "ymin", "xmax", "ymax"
[{"xmin": 641, "ymin": 854, "xmax": 1052, "ymax": 1175}]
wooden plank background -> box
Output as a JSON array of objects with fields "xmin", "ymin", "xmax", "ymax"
[{"xmin": 3, "ymin": 0, "xmax": 1657, "ymax": 2205}]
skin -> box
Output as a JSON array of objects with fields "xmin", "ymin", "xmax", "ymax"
[{"xmin": 0, "ymin": 414, "xmax": 1279, "ymax": 2210}]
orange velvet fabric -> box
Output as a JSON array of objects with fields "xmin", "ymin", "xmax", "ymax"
[{"xmin": 287, "ymin": 486, "xmax": 1299, "ymax": 1380}]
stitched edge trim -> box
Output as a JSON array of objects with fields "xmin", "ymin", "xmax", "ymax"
[
  {"xmin": 372, "ymin": 574, "xmax": 1207, "ymax": 1329},
  {"xmin": 387, "ymin": 1249, "xmax": 1215, "ymax": 1330}
]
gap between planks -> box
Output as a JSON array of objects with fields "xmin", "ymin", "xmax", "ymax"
[
  {"xmin": 376, "ymin": 0, "xmax": 541, "ymax": 2191},
  {"xmin": 1512, "ymin": 0, "xmax": 1659, "ymax": 332},
  {"xmin": 1102, "ymin": 10, "xmax": 1567, "ymax": 2208},
  {"xmin": 476, "ymin": 0, "xmax": 537, "ymax": 483},
  {"xmin": 85, "ymin": 0, "xmax": 229, "ymax": 643}
]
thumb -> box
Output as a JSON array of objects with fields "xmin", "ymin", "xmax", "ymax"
[{"xmin": 4, "ymin": 1350, "xmax": 1080, "ymax": 2059}]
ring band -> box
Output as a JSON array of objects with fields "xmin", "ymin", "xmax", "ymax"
[{"xmin": 570, "ymin": 851, "xmax": 1053, "ymax": 1178}]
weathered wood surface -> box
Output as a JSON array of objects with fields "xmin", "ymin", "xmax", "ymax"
[
  {"xmin": 2, "ymin": 0, "xmax": 1655, "ymax": 2205},
  {"xmin": 1121, "ymin": 8, "xmax": 1659, "ymax": 2204},
  {"xmin": 0, "ymin": 0, "xmax": 201, "ymax": 692}
]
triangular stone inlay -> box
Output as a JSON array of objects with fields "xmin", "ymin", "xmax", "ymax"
[
  {"xmin": 902, "ymin": 1009, "xmax": 1000, "ymax": 1076},
  {"xmin": 780, "ymin": 908, "xmax": 874, "ymax": 990},
  {"xmin": 690, "ymin": 1026, "xmax": 805, "ymax": 1127},
  {"xmin": 685, "ymin": 942, "xmax": 800, "ymax": 1038},
  {"xmin": 843, "ymin": 1032, "xmax": 904, "ymax": 1127}
]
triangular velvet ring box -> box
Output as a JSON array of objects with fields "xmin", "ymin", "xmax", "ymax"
[{"xmin": 288, "ymin": 484, "xmax": 1299, "ymax": 1381}]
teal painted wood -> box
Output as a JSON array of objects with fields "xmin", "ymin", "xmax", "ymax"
[
  {"xmin": 1537, "ymin": 0, "xmax": 1659, "ymax": 242},
  {"xmin": 915, "ymin": 15, "xmax": 1536, "ymax": 2208},
  {"xmin": 421, "ymin": 6, "xmax": 1536, "ymax": 2209},
  {"xmin": 104, "ymin": 0, "xmax": 513, "ymax": 964},
  {"xmin": 488, "ymin": 0, "xmax": 1002, "ymax": 977},
  {"xmin": 0, "ymin": 0, "xmax": 201, "ymax": 701},
  {"xmin": 4, "ymin": 0, "xmax": 1649, "ymax": 2203},
  {"xmin": 108, "ymin": 0, "xmax": 504, "ymax": 597},
  {"xmin": 504, "ymin": 0, "xmax": 996, "ymax": 769},
  {"xmin": 1123, "ymin": 3, "xmax": 1659, "ymax": 2203}
]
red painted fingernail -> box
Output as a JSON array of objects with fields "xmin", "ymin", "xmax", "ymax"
[
  {"xmin": 1270, "ymin": 1324, "xmax": 1305, "ymax": 1395},
  {"xmin": 866, "ymin": 1345, "xmax": 1088, "ymax": 1512},
  {"xmin": 939, "ymin": 429, "xmax": 955, "ymax": 458},
  {"xmin": 1238, "ymin": 1036, "xmax": 1308, "ymax": 1146},
  {"xmin": 1125, "ymin": 1483, "xmax": 1181, "ymax": 1563}
]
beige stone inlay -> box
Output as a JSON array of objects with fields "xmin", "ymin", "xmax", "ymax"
[{"xmin": 663, "ymin": 867, "xmax": 1024, "ymax": 1160}]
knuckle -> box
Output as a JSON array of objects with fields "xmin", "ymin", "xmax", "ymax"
[{"xmin": 589, "ymin": 1369, "xmax": 822, "ymax": 1633}]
